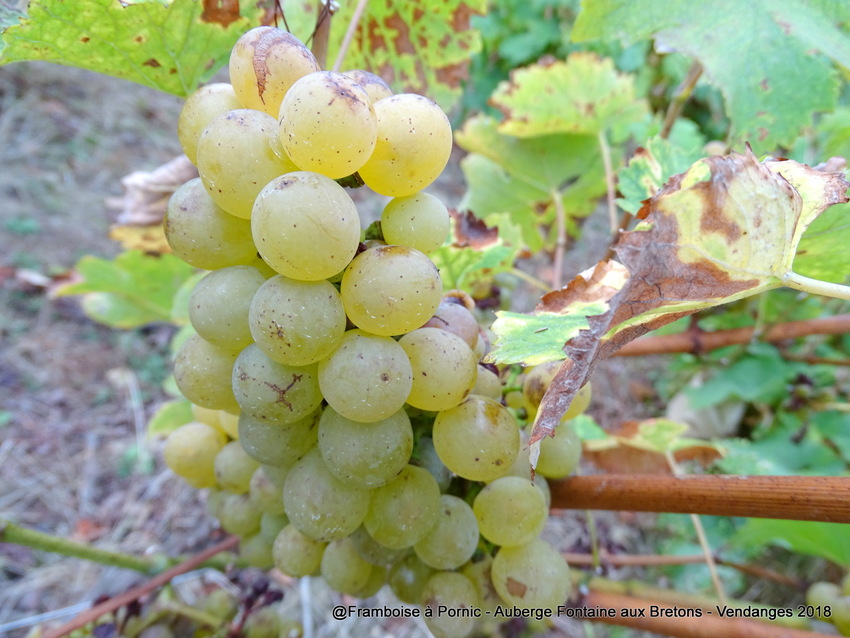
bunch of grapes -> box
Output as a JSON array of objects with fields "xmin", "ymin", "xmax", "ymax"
[{"xmin": 160, "ymin": 26, "xmax": 589, "ymax": 637}]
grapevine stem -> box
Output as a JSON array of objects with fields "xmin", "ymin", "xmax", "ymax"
[
  {"xmin": 332, "ymin": 0, "xmax": 370, "ymax": 73},
  {"xmin": 660, "ymin": 60, "xmax": 703, "ymax": 140},
  {"xmin": 311, "ymin": 0, "xmax": 334, "ymax": 69},
  {"xmin": 0, "ymin": 518, "xmax": 153, "ymax": 573},
  {"xmin": 551, "ymin": 188, "xmax": 567, "ymax": 289},
  {"xmin": 510, "ymin": 267, "xmax": 551, "ymax": 292},
  {"xmin": 597, "ymin": 131, "xmax": 618, "ymax": 233},
  {"xmin": 783, "ymin": 271, "xmax": 850, "ymax": 301}
]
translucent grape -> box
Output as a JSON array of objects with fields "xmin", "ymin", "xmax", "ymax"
[
  {"xmin": 197, "ymin": 109, "xmax": 297, "ymax": 219},
  {"xmin": 251, "ymin": 172, "xmax": 361, "ymax": 281},
  {"xmin": 173, "ymin": 334, "xmax": 240, "ymax": 412},
  {"xmin": 536, "ymin": 418, "xmax": 582, "ymax": 479},
  {"xmin": 470, "ymin": 364, "xmax": 502, "ymax": 400},
  {"xmin": 239, "ymin": 534, "xmax": 274, "ymax": 569},
  {"xmin": 349, "ymin": 526, "xmax": 407, "ymax": 567},
  {"xmin": 279, "ymin": 71, "xmax": 377, "ymax": 178},
  {"xmin": 413, "ymin": 495, "xmax": 479, "ymax": 570},
  {"xmin": 217, "ymin": 410, "xmax": 240, "ymax": 439},
  {"xmin": 237, "ymin": 410, "xmax": 319, "ymax": 468},
  {"xmin": 363, "ymin": 465, "xmax": 441, "ymax": 549},
  {"xmin": 232, "ymin": 345, "xmax": 322, "ymax": 423},
  {"xmin": 317, "ymin": 329, "xmax": 413, "ymax": 423},
  {"xmin": 398, "ymin": 327, "xmax": 477, "ymax": 411},
  {"xmin": 189, "ymin": 266, "xmax": 266, "ymax": 351},
  {"xmin": 283, "ymin": 449, "xmax": 370, "ymax": 542},
  {"xmin": 388, "ymin": 553, "xmax": 435, "ymax": 605},
  {"xmin": 273, "ymin": 523, "xmax": 326, "ymax": 577},
  {"xmin": 178, "ymin": 83, "xmax": 241, "ymax": 164},
  {"xmin": 229, "ymin": 27, "xmax": 320, "ymax": 116},
  {"xmin": 248, "ymin": 466, "xmax": 286, "ymax": 515},
  {"xmin": 421, "ymin": 572, "xmax": 480, "ymax": 638},
  {"xmin": 352, "ymin": 564, "xmax": 387, "ymax": 599},
  {"xmin": 164, "ymin": 178, "xmax": 257, "ymax": 270},
  {"xmin": 321, "ymin": 537, "xmax": 374, "ymax": 595},
  {"xmin": 258, "ymin": 511, "xmax": 288, "ymax": 544},
  {"xmin": 421, "ymin": 299, "xmax": 480, "ymax": 349},
  {"xmin": 249, "ymin": 275, "xmax": 346, "ymax": 366},
  {"xmin": 413, "ymin": 436, "xmax": 452, "ymax": 492},
  {"xmin": 358, "ymin": 94, "xmax": 452, "ymax": 197},
  {"xmin": 491, "ymin": 539, "xmax": 571, "ymax": 610},
  {"xmin": 163, "ymin": 421, "xmax": 225, "ymax": 488},
  {"xmin": 523, "ymin": 361, "xmax": 592, "ymax": 420},
  {"xmin": 473, "ymin": 476, "xmax": 547, "ymax": 547},
  {"xmin": 432, "ymin": 396, "xmax": 520, "ymax": 482},
  {"xmin": 341, "ymin": 245, "xmax": 442, "ymax": 336},
  {"xmin": 341, "ymin": 69, "xmax": 392, "ymax": 104},
  {"xmin": 218, "ymin": 492, "xmax": 262, "ymax": 536},
  {"xmin": 380, "ymin": 192, "xmax": 450, "ymax": 254},
  {"xmin": 318, "ymin": 407, "xmax": 413, "ymax": 488},
  {"xmin": 214, "ymin": 440, "xmax": 260, "ymax": 494}
]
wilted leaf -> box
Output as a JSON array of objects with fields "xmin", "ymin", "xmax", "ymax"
[
  {"xmin": 491, "ymin": 53, "xmax": 649, "ymax": 139},
  {"xmin": 106, "ymin": 155, "xmax": 198, "ymax": 227},
  {"xmin": 0, "ymin": 0, "xmax": 262, "ymax": 96}
]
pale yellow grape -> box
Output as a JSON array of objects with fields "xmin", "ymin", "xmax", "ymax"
[
  {"xmin": 421, "ymin": 299, "xmax": 480, "ymax": 349},
  {"xmin": 231, "ymin": 345, "xmax": 322, "ymax": 424},
  {"xmin": 432, "ymin": 396, "xmax": 519, "ymax": 482},
  {"xmin": 218, "ymin": 492, "xmax": 262, "ymax": 536},
  {"xmin": 341, "ymin": 245, "xmax": 442, "ymax": 336},
  {"xmin": 491, "ymin": 539, "xmax": 571, "ymax": 610},
  {"xmin": 273, "ymin": 524, "xmax": 326, "ymax": 577},
  {"xmin": 190, "ymin": 404, "xmax": 223, "ymax": 435},
  {"xmin": 470, "ymin": 364, "xmax": 502, "ymax": 400},
  {"xmin": 388, "ymin": 553, "xmax": 435, "ymax": 605},
  {"xmin": 249, "ymin": 276, "xmax": 346, "ymax": 366},
  {"xmin": 363, "ymin": 465, "xmax": 441, "ymax": 549},
  {"xmin": 349, "ymin": 526, "xmax": 407, "ymax": 567},
  {"xmin": 317, "ymin": 407, "xmax": 413, "ymax": 488},
  {"xmin": 251, "ymin": 172, "xmax": 361, "ymax": 281},
  {"xmin": 217, "ymin": 410, "xmax": 239, "ymax": 439},
  {"xmin": 352, "ymin": 565, "xmax": 387, "ymax": 599},
  {"xmin": 279, "ymin": 71, "xmax": 377, "ymax": 179},
  {"xmin": 399, "ymin": 327, "xmax": 477, "ymax": 411},
  {"xmin": 164, "ymin": 178, "xmax": 257, "ymax": 270},
  {"xmin": 380, "ymin": 192, "xmax": 450, "ymax": 254},
  {"xmin": 321, "ymin": 537, "xmax": 374, "ymax": 595},
  {"xmin": 422, "ymin": 572, "xmax": 480, "ymax": 638},
  {"xmin": 197, "ymin": 109, "xmax": 298, "ymax": 219},
  {"xmin": 163, "ymin": 421, "xmax": 225, "ymax": 488},
  {"xmin": 178, "ymin": 83, "xmax": 241, "ymax": 164},
  {"xmin": 342, "ymin": 69, "xmax": 393, "ymax": 104},
  {"xmin": 173, "ymin": 334, "xmax": 240, "ymax": 412},
  {"xmin": 413, "ymin": 495, "xmax": 479, "ymax": 570},
  {"xmin": 358, "ymin": 94, "xmax": 452, "ymax": 197},
  {"xmin": 249, "ymin": 467, "xmax": 286, "ymax": 515},
  {"xmin": 283, "ymin": 448, "xmax": 370, "ymax": 542},
  {"xmin": 317, "ymin": 329, "xmax": 413, "ymax": 423},
  {"xmin": 237, "ymin": 410, "xmax": 319, "ymax": 468},
  {"xmin": 229, "ymin": 27, "xmax": 320, "ymax": 116},
  {"xmin": 213, "ymin": 440, "xmax": 259, "ymax": 494},
  {"xmin": 189, "ymin": 266, "xmax": 266, "ymax": 351},
  {"xmin": 414, "ymin": 436, "xmax": 452, "ymax": 492},
  {"xmin": 473, "ymin": 476, "xmax": 547, "ymax": 547},
  {"xmin": 535, "ymin": 418, "xmax": 582, "ymax": 479}
]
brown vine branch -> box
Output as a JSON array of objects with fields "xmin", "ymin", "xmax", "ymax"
[
  {"xmin": 578, "ymin": 589, "xmax": 830, "ymax": 638},
  {"xmin": 549, "ymin": 475, "xmax": 850, "ymax": 522},
  {"xmin": 42, "ymin": 536, "xmax": 239, "ymax": 638},
  {"xmin": 615, "ymin": 314, "xmax": 850, "ymax": 357},
  {"xmin": 660, "ymin": 61, "xmax": 704, "ymax": 140}
]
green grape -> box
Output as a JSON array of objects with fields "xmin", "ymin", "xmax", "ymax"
[
  {"xmin": 242, "ymin": 605, "xmax": 282, "ymax": 638},
  {"xmin": 388, "ymin": 553, "xmax": 435, "ymax": 605},
  {"xmin": 536, "ymin": 418, "xmax": 582, "ymax": 479},
  {"xmin": 229, "ymin": 27, "xmax": 320, "ymax": 117},
  {"xmin": 189, "ymin": 266, "xmax": 265, "ymax": 351},
  {"xmin": 249, "ymin": 467, "xmax": 286, "ymax": 515},
  {"xmin": 251, "ymin": 172, "xmax": 361, "ymax": 281},
  {"xmin": 421, "ymin": 299, "xmax": 480, "ymax": 349},
  {"xmin": 258, "ymin": 512, "xmax": 288, "ymax": 545},
  {"xmin": 283, "ymin": 449, "xmax": 370, "ymax": 542},
  {"xmin": 349, "ymin": 525, "xmax": 407, "ymax": 566},
  {"xmin": 163, "ymin": 421, "xmax": 225, "ymax": 488},
  {"xmin": 318, "ymin": 407, "xmax": 413, "ymax": 488},
  {"xmin": 380, "ymin": 192, "xmax": 450, "ymax": 255},
  {"xmin": 491, "ymin": 539, "xmax": 571, "ymax": 611},
  {"xmin": 432, "ymin": 396, "xmax": 520, "ymax": 482},
  {"xmin": 523, "ymin": 361, "xmax": 592, "ymax": 420},
  {"xmin": 806, "ymin": 581, "xmax": 841, "ymax": 621},
  {"xmin": 197, "ymin": 109, "xmax": 297, "ymax": 219},
  {"xmin": 470, "ymin": 364, "xmax": 502, "ymax": 401},
  {"xmin": 218, "ymin": 492, "xmax": 262, "ymax": 536},
  {"xmin": 177, "ymin": 83, "xmax": 241, "ymax": 165},
  {"xmin": 165, "ymin": 178, "xmax": 258, "ymax": 270},
  {"xmin": 272, "ymin": 523, "xmax": 326, "ymax": 577},
  {"xmin": 363, "ymin": 465, "xmax": 441, "ymax": 549},
  {"xmin": 237, "ymin": 410, "xmax": 319, "ymax": 467},
  {"xmin": 214, "ymin": 440, "xmax": 260, "ymax": 494},
  {"xmin": 317, "ymin": 329, "xmax": 413, "ymax": 422},
  {"xmin": 399, "ymin": 327, "xmax": 477, "ymax": 411},
  {"xmin": 173, "ymin": 334, "xmax": 240, "ymax": 412},
  {"xmin": 341, "ymin": 245, "xmax": 443, "ymax": 336},
  {"xmin": 421, "ymin": 572, "xmax": 480, "ymax": 638},
  {"xmin": 217, "ymin": 410, "xmax": 240, "ymax": 439},
  {"xmin": 206, "ymin": 488, "xmax": 226, "ymax": 518},
  {"xmin": 321, "ymin": 537, "xmax": 374, "ymax": 595},
  {"xmin": 461, "ymin": 554, "xmax": 502, "ymax": 614},
  {"xmin": 473, "ymin": 476, "xmax": 547, "ymax": 547},
  {"xmin": 239, "ymin": 533, "xmax": 274, "ymax": 569},
  {"xmin": 358, "ymin": 94, "xmax": 452, "ymax": 197},
  {"xmin": 352, "ymin": 564, "xmax": 387, "ymax": 599},
  {"xmin": 413, "ymin": 495, "xmax": 479, "ymax": 570},
  {"xmin": 279, "ymin": 71, "xmax": 377, "ymax": 179},
  {"xmin": 191, "ymin": 403, "xmax": 223, "ymax": 432},
  {"xmin": 341, "ymin": 69, "xmax": 393, "ymax": 104},
  {"xmin": 249, "ymin": 275, "xmax": 346, "ymax": 366},
  {"xmin": 413, "ymin": 435, "xmax": 452, "ymax": 492},
  {"xmin": 232, "ymin": 345, "xmax": 322, "ymax": 423}
]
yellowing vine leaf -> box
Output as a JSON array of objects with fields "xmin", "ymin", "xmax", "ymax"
[{"xmin": 487, "ymin": 150, "xmax": 849, "ymax": 448}]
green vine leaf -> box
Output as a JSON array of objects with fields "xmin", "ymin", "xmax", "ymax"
[
  {"xmin": 147, "ymin": 400, "xmax": 193, "ymax": 440},
  {"xmin": 490, "ymin": 52, "xmax": 649, "ymax": 139},
  {"xmin": 0, "ymin": 0, "xmax": 263, "ymax": 96},
  {"xmin": 572, "ymin": 0, "xmax": 850, "ymax": 150},
  {"xmin": 735, "ymin": 519, "xmax": 850, "ymax": 567}
]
